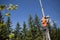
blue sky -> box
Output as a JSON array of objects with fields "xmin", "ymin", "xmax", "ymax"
[{"xmin": 0, "ymin": 0, "xmax": 60, "ymax": 28}]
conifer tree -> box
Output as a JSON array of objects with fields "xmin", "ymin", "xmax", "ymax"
[
  {"xmin": 0, "ymin": 11, "xmax": 4, "ymax": 40},
  {"xmin": 33, "ymin": 14, "xmax": 42, "ymax": 40},
  {"xmin": 22, "ymin": 21, "xmax": 27, "ymax": 40},
  {"xmin": 14, "ymin": 22, "xmax": 21, "ymax": 40},
  {"xmin": 57, "ymin": 28, "xmax": 60, "ymax": 40},
  {"xmin": 28, "ymin": 15, "xmax": 35, "ymax": 40},
  {"xmin": 0, "ymin": 12, "xmax": 8, "ymax": 40},
  {"xmin": 0, "ymin": 11, "xmax": 4, "ymax": 23},
  {"xmin": 6, "ymin": 17, "xmax": 12, "ymax": 34},
  {"xmin": 50, "ymin": 21, "xmax": 57, "ymax": 40}
]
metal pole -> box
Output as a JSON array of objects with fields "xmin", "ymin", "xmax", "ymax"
[
  {"xmin": 45, "ymin": 28, "xmax": 51, "ymax": 40},
  {"xmin": 39, "ymin": 0, "xmax": 45, "ymax": 17},
  {"xmin": 39, "ymin": 0, "xmax": 51, "ymax": 40}
]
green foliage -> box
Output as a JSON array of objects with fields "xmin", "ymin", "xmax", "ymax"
[
  {"xmin": 22, "ymin": 21, "xmax": 27, "ymax": 40},
  {"xmin": 13, "ymin": 22, "xmax": 21, "ymax": 40},
  {"xmin": 0, "ymin": 12, "xmax": 9, "ymax": 40},
  {"xmin": 0, "ymin": 12, "xmax": 60, "ymax": 40},
  {"xmin": 33, "ymin": 14, "xmax": 42, "ymax": 40},
  {"xmin": 6, "ymin": 17, "xmax": 12, "ymax": 34},
  {"xmin": 0, "ymin": 4, "xmax": 6, "ymax": 10}
]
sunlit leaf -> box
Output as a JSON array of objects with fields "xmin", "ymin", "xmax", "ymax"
[
  {"xmin": 5, "ymin": 13, "xmax": 10, "ymax": 17},
  {"xmin": 0, "ymin": 5, "xmax": 5, "ymax": 10},
  {"xmin": 9, "ymin": 4, "xmax": 13, "ymax": 7},
  {"xmin": 9, "ymin": 33, "xmax": 14, "ymax": 39},
  {"xmin": 13, "ymin": 6, "xmax": 17, "ymax": 10}
]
